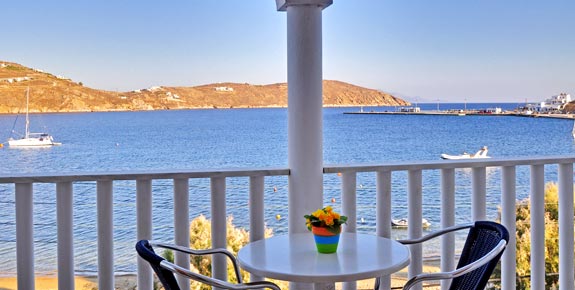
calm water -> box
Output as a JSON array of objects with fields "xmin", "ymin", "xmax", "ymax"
[{"xmin": 0, "ymin": 103, "xmax": 574, "ymax": 274}]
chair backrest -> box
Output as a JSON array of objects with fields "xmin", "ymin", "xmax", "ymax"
[
  {"xmin": 136, "ymin": 240, "xmax": 181, "ymax": 290},
  {"xmin": 449, "ymin": 221, "xmax": 509, "ymax": 290}
]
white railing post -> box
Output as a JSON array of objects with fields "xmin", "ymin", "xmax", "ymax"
[
  {"xmin": 211, "ymin": 177, "xmax": 227, "ymax": 287},
  {"xmin": 440, "ymin": 168, "xmax": 455, "ymax": 290},
  {"xmin": 57, "ymin": 182, "xmax": 74, "ymax": 290},
  {"xmin": 501, "ymin": 166, "xmax": 516, "ymax": 290},
  {"xmin": 137, "ymin": 179, "xmax": 153, "ymax": 290},
  {"xmin": 530, "ymin": 164, "xmax": 545, "ymax": 289},
  {"xmin": 249, "ymin": 176, "xmax": 265, "ymax": 282},
  {"xmin": 471, "ymin": 167, "xmax": 487, "ymax": 220},
  {"xmin": 174, "ymin": 178, "xmax": 191, "ymax": 289},
  {"xmin": 341, "ymin": 172, "xmax": 357, "ymax": 233},
  {"xmin": 341, "ymin": 171, "xmax": 357, "ymax": 290},
  {"xmin": 408, "ymin": 169, "xmax": 423, "ymax": 290},
  {"xmin": 97, "ymin": 180, "xmax": 114, "ymax": 290},
  {"xmin": 558, "ymin": 163, "xmax": 574, "ymax": 290},
  {"xmin": 15, "ymin": 182, "xmax": 35, "ymax": 290},
  {"xmin": 376, "ymin": 170, "xmax": 392, "ymax": 290}
]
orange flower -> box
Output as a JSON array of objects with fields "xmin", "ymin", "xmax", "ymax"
[{"xmin": 304, "ymin": 206, "xmax": 348, "ymax": 233}]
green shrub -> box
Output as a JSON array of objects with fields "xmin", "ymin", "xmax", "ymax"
[
  {"xmin": 188, "ymin": 215, "xmax": 284, "ymax": 290},
  {"xmin": 512, "ymin": 182, "xmax": 569, "ymax": 289}
]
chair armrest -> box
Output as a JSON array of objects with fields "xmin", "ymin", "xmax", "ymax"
[
  {"xmin": 398, "ymin": 223, "xmax": 473, "ymax": 245},
  {"xmin": 402, "ymin": 240, "xmax": 507, "ymax": 290},
  {"xmin": 162, "ymin": 260, "xmax": 281, "ymax": 290},
  {"xmin": 150, "ymin": 241, "xmax": 243, "ymax": 283}
]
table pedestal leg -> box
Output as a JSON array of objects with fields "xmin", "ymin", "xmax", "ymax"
[
  {"xmin": 290, "ymin": 282, "xmax": 314, "ymax": 290},
  {"xmin": 313, "ymin": 282, "xmax": 335, "ymax": 290}
]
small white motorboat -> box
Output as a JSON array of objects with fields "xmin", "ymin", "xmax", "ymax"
[
  {"xmin": 441, "ymin": 146, "xmax": 490, "ymax": 160},
  {"xmin": 391, "ymin": 218, "xmax": 431, "ymax": 229}
]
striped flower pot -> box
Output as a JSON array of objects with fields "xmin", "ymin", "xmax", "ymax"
[{"xmin": 311, "ymin": 226, "xmax": 341, "ymax": 253}]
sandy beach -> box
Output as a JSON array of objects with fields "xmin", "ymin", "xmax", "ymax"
[{"xmin": 0, "ymin": 265, "xmax": 443, "ymax": 290}]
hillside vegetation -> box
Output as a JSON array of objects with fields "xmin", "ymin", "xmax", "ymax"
[{"xmin": 0, "ymin": 61, "xmax": 409, "ymax": 113}]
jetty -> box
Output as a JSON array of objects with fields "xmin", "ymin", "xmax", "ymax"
[{"xmin": 344, "ymin": 107, "xmax": 575, "ymax": 120}]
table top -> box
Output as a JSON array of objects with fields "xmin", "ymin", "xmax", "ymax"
[{"xmin": 237, "ymin": 233, "xmax": 410, "ymax": 283}]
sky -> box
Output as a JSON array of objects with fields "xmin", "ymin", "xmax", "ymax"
[{"xmin": 2, "ymin": 0, "xmax": 574, "ymax": 103}]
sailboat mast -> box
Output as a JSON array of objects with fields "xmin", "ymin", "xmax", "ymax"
[{"xmin": 25, "ymin": 87, "xmax": 30, "ymax": 138}]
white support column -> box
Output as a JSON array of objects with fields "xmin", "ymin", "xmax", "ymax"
[
  {"xmin": 501, "ymin": 166, "xmax": 516, "ymax": 290},
  {"xmin": 277, "ymin": 0, "xmax": 331, "ymax": 236},
  {"xmin": 174, "ymin": 178, "xmax": 190, "ymax": 289},
  {"xmin": 276, "ymin": 2, "xmax": 332, "ymax": 289},
  {"xmin": 57, "ymin": 182, "xmax": 74, "ymax": 290},
  {"xmin": 530, "ymin": 165, "xmax": 545, "ymax": 290},
  {"xmin": 558, "ymin": 163, "xmax": 574, "ymax": 290},
  {"xmin": 440, "ymin": 168, "xmax": 455, "ymax": 290},
  {"xmin": 97, "ymin": 180, "xmax": 114, "ymax": 290},
  {"xmin": 136, "ymin": 179, "xmax": 153, "ymax": 290},
  {"xmin": 15, "ymin": 183, "xmax": 35, "ymax": 290},
  {"xmin": 471, "ymin": 167, "xmax": 487, "ymax": 220}
]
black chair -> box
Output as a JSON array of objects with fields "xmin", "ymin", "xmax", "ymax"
[
  {"xmin": 136, "ymin": 240, "xmax": 281, "ymax": 290},
  {"xmin": 375, "ymin": 221, "xmax": 509, "ymax": 290}
]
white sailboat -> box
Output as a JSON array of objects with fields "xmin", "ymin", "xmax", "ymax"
[{"xmin": 7, "ymin": 88, "xmax": 60, "ymax": 147}]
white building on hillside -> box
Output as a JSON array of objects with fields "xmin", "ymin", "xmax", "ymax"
[
  {"xmin": 538, "ymin": 93, "xmax": 571, "ymax": 113},
  {"xmin": 215, "ymin": 86, "xmax": 234, "ymax": 92}
]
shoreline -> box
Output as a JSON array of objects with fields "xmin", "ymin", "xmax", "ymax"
[
  {"xmin": 344, "ymin": 110, "xmax": 575, "ymax": 120},
  {"xmin": 0, "ymin": 265, "xmax": 442, "ymax": 290}
]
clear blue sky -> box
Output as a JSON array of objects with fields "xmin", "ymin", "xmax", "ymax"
[{"xmin": 2, "ymin": 1, "xmax": 574, "ymax": 102}]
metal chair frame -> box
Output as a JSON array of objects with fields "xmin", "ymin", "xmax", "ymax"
[
  {"xmin": 136, "ymin": 240, "xmax": 281, "ymax": 290},
  {"xmin": 375, "ymin": 221, "xmax": 509, "ymax": 290}
]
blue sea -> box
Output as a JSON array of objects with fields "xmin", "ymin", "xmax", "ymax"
[{"xmin": 0, "ymin": 103, "xmax": 574, "ymax": 275}]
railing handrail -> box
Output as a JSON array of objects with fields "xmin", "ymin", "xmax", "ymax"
[
  {"xmin": 3, "ymin": 154, "xmax": 574, "ymax": 183},
  {"xmin": 325, "ymin": 154, "xmax": 575, "ymax": 173},
  {"xmin": 0, "ymin": 166, "xmax": 290, "ymax": 183}
]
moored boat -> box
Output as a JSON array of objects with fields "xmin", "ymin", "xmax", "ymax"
[
  {"xmin": 7, "ymin": 88, "xmax": 61, "ymax": 147},
  {"xmin": 391, "ymin": 218, "xmax": 431, "ymax": 229},
  {"xmin": 441, "ymin": 146, "xmax": 489, "ymax": 160}
]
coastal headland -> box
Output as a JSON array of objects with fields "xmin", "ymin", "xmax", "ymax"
[{"xmin": 0, "ymin": 61, "xmax": 409, "ymax": 114}]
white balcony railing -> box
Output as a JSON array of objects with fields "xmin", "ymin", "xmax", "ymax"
[{"xmin": 1, "ymin": 156, "xmax": 574, "ymax": 290}]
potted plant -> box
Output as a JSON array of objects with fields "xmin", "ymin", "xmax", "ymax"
[{"xmin": 304, "ymin": 206, "xmax": 348, "ymax": 253}]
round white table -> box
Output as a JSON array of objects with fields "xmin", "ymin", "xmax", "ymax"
[{"xmin": 237, "ymin": 233, "xmax": 410, "ymax": 289}]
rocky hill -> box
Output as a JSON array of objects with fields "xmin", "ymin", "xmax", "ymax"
[{"xmin": 0, "ymin": 61, "xmax": 409, "ymax": 113}]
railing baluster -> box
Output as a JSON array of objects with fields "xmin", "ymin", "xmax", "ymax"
[
  {"xmin": 408, "ymin": 169, "xmax": 423, "ymax": 290},
  {"xmin": 15, "ymin": 182, "xmax": 35, "ymax": 290},
  {"xmin": 137, "ymin": 179, "xmax": 153, "ymax": 290},
  {"xmin": 249, "ymin": 176, "xmax": 265, "ymax": 282},
  {"xmin": 341, "ymin": 172, "xmax": 357, "ymax": 232},
  {"xmin": 211, "ymin": 176, "xmax": 227, "ymax": 287},
  {"xmin": 501, "ymin": 166, "xmax": 516, "ymax": 290},
  {"xmin": 530, "ymin": 164, "xmax": 545, "ymax": 290},
  {"xmin": 376, "ymin": 170, "xmax": 392, "ymax": 290},
  {"xmin": 173, "ymin": 178, "xmax": 191, "ymax": 288},
  {"xmin": 440, "ymin": 168, "xmax": 455, "ymax": 290},
  {"xmin": 558, "ymin": 163, "xmax": 574, "ymax": 290},
  {"xmin": 471, "ymin": 167, "xmax": 487, "ymax": 220},
  {"xmin": 97, "ymin": 180, "xmax": 114, "ymax": 290},
  {"xmin": 57, "ymin": 182, "xmax": 74, "ymax": 290},
  {"xmin": 341, "ymin": 172, "xmax": 357, "ymax": 290}
]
